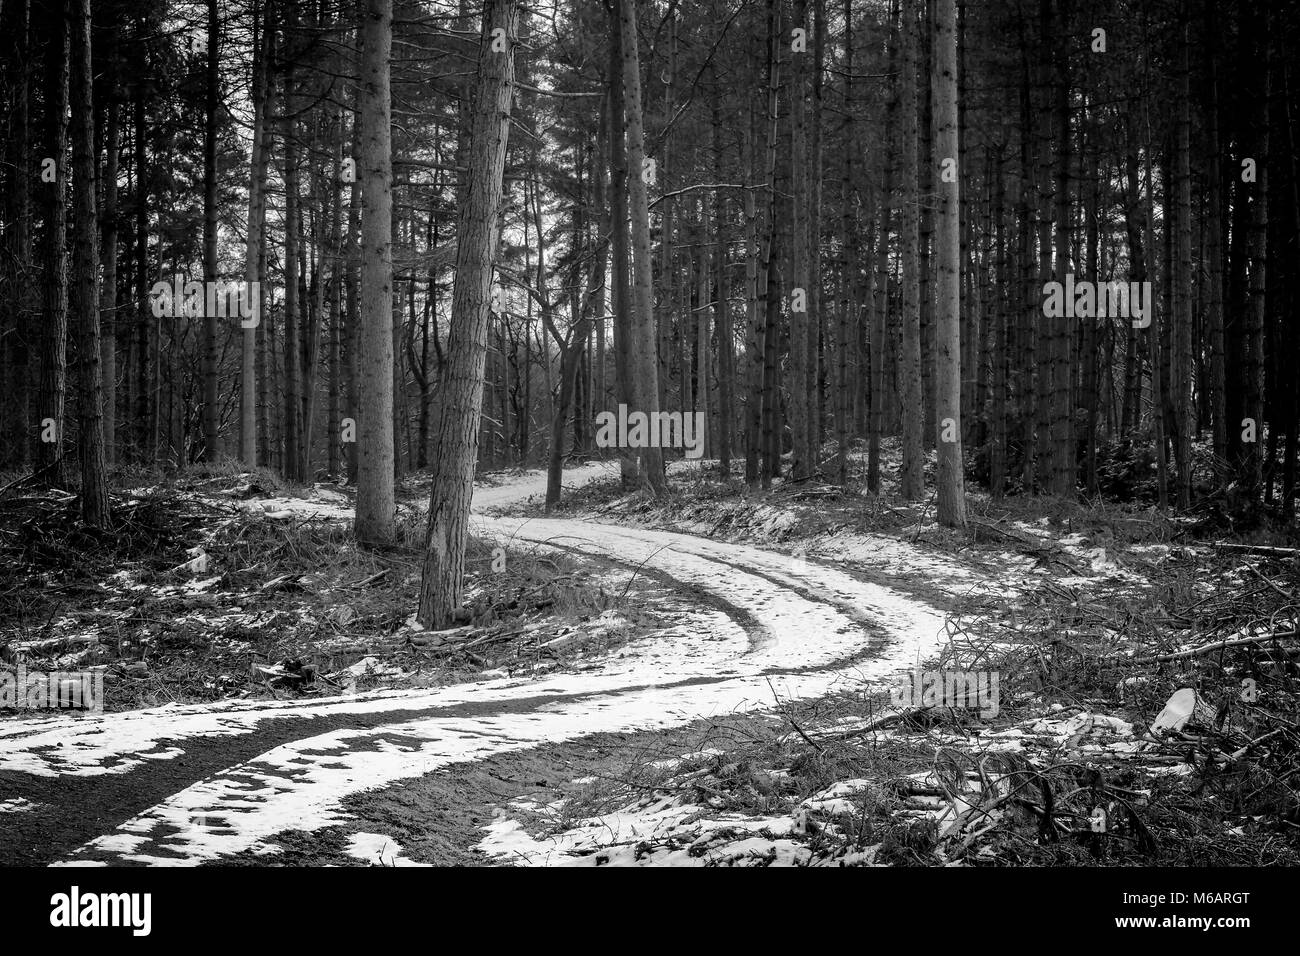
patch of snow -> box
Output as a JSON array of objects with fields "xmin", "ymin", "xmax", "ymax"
[{"xmin": 343, "ymin": 832, "xmax": 429, "ymax": 867}]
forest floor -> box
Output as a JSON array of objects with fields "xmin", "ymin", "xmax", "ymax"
[{"xmin": 0, "ymin": 446, "xmax": 1297, "ymax": 866}]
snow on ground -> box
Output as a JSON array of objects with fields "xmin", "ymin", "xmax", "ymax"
[
  {"xmin": 344, "ymin": 832, "xmax": 430, "ymax": 867},
  {"xmin": 471, "ymin": 695, "xmax": 1168, "ymax": 868},
  {"xmin": 468, "ymin": 462, "xmax": 618, "ymax": 512},
  {"xmin": 10, "ymin": 461, "xmax": 953, "ymax": 864},
  {"xmin": 805, "ymin": 529, "xmax": 1037, "ymax": 598},
  {"xmin": 53, "ymin": 554, "xmax": 944, "ymax": 863},
  {"xmin": 478, "ymin": 776, "xmax": 886, "ymax": 867},
  {"xmin": 0, "ymin": 797, "xmax": 41, "ymax": 814},
  {"xmin": 477, "ymin": 515, "xmax": 948, "ymax": 672},
  {"xmin": 231, "ymin": 483, "xmax": 354, "ymax": 521},
  {"xmin": 54, "ymin": 659, "xmax": 923, "ymax": 865},
  {"xmin": 479, "ymin": 791, "xmax": 809, "ymax": 867}
]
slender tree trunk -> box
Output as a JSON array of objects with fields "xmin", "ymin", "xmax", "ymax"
[
  {"xmin": 133, "ymin": 73, "xmax": 153, "ymax": 463},
  {"xmin": 607, "ymin": 13, "xmax": 636, "ymax": 489},
  {"xmin": 1204, "ymin": 0, "xmax": 1227, "ymax": 475},
  {"xmin": 3, "ymin": 0, "xmax": 33, "ymax": 467},
  {"xmin": 743, "ymin": 116, "xmax": 762, "ymax": 485},
  {"xmin": 712, "ymin": 99, "xmax": 733, "ymax": 477},
  {"xmin": 898, "ymin": 0, "xmax": 924, "ymax": 500},
  {"xmin": 1173, "ymin": 18, "xmax": 1195, "ymax": 508},
  {"xmin": 1083, "ymin": 139, "xmax": 1101, "ymax": 495},
  {"xmin": 933, "ymin": 0, "xmax": 964, "ymax": 525},
  {"xmin": 99, "ymin": 36, "xmax": 119, "ymax": 466},
  {"xmin": 70, "ymin": 0, "xmax": 107, "ymax": 523},
  {"xmin": 1241, "ymin": 3, "xmax": 1269, "ymax": 502},
  {"xmin": 1150, "ymin": 147, "xmax": 1169, "ymax": 509},
  {"xmin": 1048, "ymin": 0, "xmax": 1072, "ymax": 497},
  {"xmin": 200, "ymin": 0, "xmax": 219, "ymax": 462},
  {"xmin": 36, "ymin": 0, "xmax": 69, "ymax": 486},
  {"xmin": 355, "ymin": 0, "xmax": 396, "ymax": 542},
  {"xmin": 869, "ymin": 0, "xmax": 899, "ymax": 493},
  {"xmin": 835, "ymin": 0, "xmax": 854, "ymax": 486},
  {"xmin": 1017, "ymin": 26, "xmax": 1038, "ymax": 489},
  {"xmin": 241, "ymin": 0, "xmax": 270, "ymax": 466},
  {"xmin": 418, "ymin": 0, "xmax": 517, "ymax": 627},
  {"xmin": 696, "ymin": 206, "xmax": 711, "ymax": 459},
  {"xmin": 618, "ymin": 0, "xmax": 666, "ymax": 494},
  {"xmin": 809, "ymin": 0, "xmax": 826, "ymax": 463},
  {"xmin": 788, "ymin": 0, "xmax": 812, "ymax": 480},
  {"xmin": 547, "ymin": 132, "xmax": 606, "ymax": 511},
  {"xmin": 990, "ymin": 140, "xmax": 1008, "ymax": 498}
]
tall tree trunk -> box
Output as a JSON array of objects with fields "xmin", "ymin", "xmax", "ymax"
[
  {"xmin": 36, "ymin": 0, "xmax": 69, "ymax": 487},
  {"xmin": 607, "ymin": 12, "xmax": 636, "ymax": 489},
  {"xmin": 355, "ymin": 0, "xmax": 396, "ymax": 542},
  {"xmin": 1083, "ymin": 137, "xmax": 1101, "ymax": 495},
  {"xmin": 809, "ymin": 0, "xmax": 826, "ymax": 463},
  {"xmin": 1016, "ymin": 21, "xmax": 1038, "ymax": 489},
  {"xmin": 1240, "ymin": 3, "xmax": 1269, "ymax": 501},
  {"xmin": 932, "ymin": 0, "xmax": 964, "ymax": 525},
  {"xmin": 1048, "ymin": 0, "xmax": 1072, "ymax": 497},
  {"xmin": 1203, "ymin": 0, "xmax": 1227, "ymax": 475},
  {"xmin": 788, "ymin": 0, "xmax": 812, "ymax": 480},
  {"xmin": 1173, "ymin": 17, "xmax": 1195, "ymax": 508},
  {"xmin": 547, "ymin": 131, "xmax": 606, "ymax": 511},
  {"xmin": 835, "ymin": 0, "xmax": 854, "ymax": 486},
  {"xmin": 1121, "ymin": 118, "xmax": 1145, "ymax": 436},
  {"xmin": 743, "ymin": 115, "xmax": 762, "ymax": 484},
  {"xmin": 99, "ymin": 33, "xmax": 119, "ymax": 466},
  {"xmin": 418, "ymin": 0, "xmax": 517, "ymax": 627},
  {"xmin": 712, "ymin": 96, "xmax": 733, "ymax": 477},
  {"xmin": 241, "ymin": 0, "xmax": 270, "ymax": 466},
  {"xmin": 869, "ymin": 0, "xmax": 899, "ymax": 493},
  {"xmin": 990, "ymin": 139, "xmax": 1008, "ymax": 498},
  {"xmin": 133, "ymin": 67, "xmax": 153, "ymax": 463},
  {"xmin": 618, "ymin": 0, "xmax": 666, "ymax": 494},
  {"xmin": 283, "ymin": 110, "xmax": 303, "ymax": 480},
  {"xmin": 898, "ymin": 0, "xmax": 924, "ymax": 500},
  {"xmin": 70, "ymin": 0, "xmax": 107, "ymax": 524},
  {"xmin": 696, "ymin": 207, "xmax": 711, "ymax": 459},
  {"xmin": 200, "ymin": 0, "xmax": 219, "ymax": 462},
  {"xmin": 1150, "ymin": 146, "xmax": 1169, "ymax": 509},
  {"xmin": 3, "ymin": 0, "xmax": 33, "ymax": 467}
]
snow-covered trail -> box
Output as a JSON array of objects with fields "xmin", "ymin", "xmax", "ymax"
[{"xmin": 0, "ymin": 464, "xmax": 949, "ymax": 865}]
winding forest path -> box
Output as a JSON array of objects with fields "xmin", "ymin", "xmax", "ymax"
[{"xmin": 0, "ymin": 466, "xmax": 947, "ymax": 865}]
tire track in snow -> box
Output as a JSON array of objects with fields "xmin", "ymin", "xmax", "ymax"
[{"xmin": 2, "ymin": 466, "xmax": 949, "ymax": 865}]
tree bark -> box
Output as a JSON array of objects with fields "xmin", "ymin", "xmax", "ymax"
[
  {"xmin": 1173, "ymin": 17, "xmax": 1194, "ymax": 508},
  {"xmin": 607, "ymin": 11, "xmax": 636, "ymax": 489},
  {"xmin": 1240, "ymin": 3, "xmax": 1269, "ymax": 501},
  {"xmin": 355, "ymin": 0, "xmax": 396, "ymax": 543},
  {"xmin": 200, "ymin": 0, "xmax": 220, "ymax": 463},
  {"xmin": 933, "ymin": 0, "xmax": 965, "ymax": 525},
  {"xmin": 1203, "ymin": 0, "xmax": 1227, "ymax": 475},
  {"xmin": 99, "ymin": 33, "xmax": 119, "ymax": 466},
  {"xmin": 898, "ymin": 0, "xmax": 924, "ymax": 500},
  {"xmin": 36, "ymin": 0, "xmax": 69, "ymax": 487},
  {"xmin": 618, "ymin": 0, "xmax": 666, "ymax": 494},
  {"xmin": 788, "ymin": 0, "xmax": 812, "ymax": 480},
  {"xmin": 418, "ymin": 0, "xmax": 517, "ymax": 627},
  {"xmin": 70, "ymin": 0, "xmax": 107, "ymax": 524},
  {"xmin": 241, "ymin": 0, "xmax": 270, "ymax": 466}
]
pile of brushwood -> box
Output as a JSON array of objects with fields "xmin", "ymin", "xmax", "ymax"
[{"xmin": 0, "ymin": 476, "xmax": 634, "ymax": 712}]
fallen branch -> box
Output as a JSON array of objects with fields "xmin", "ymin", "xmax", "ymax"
[
  {"xmin": 1130, "ymin": 629, "xmax": 1297, "ymax": 664},
  {"xmin": 1213, "ymin": 543, "xmax": 1300, "ymax": 558}
]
